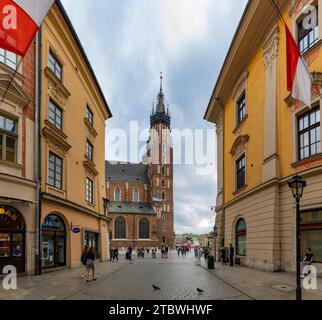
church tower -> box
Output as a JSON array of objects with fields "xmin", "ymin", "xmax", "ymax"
[{"xmin": 147, "ymin": 73, "xmax": 174, "ymax": 248}]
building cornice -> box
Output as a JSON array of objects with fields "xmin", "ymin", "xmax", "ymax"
[{"xmin": 204, "ymin": 0, "xmax": 289, "ymax": 123}]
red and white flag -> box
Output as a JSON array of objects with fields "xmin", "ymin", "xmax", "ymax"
[
  {"xmin": 0, "ymin": 0, "xmax": 54, "ymax": 57},
  {"xmin": 286, "ymin": 26, "xmax": 312, "ymax": 107}
]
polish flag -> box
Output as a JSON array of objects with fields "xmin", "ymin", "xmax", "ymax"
[
  {"xmin": 286, "ymin": 26, "xmax": 312, "ymax": 107},
  {"xmin": 0, "ymin": 0, "xmax": 54, "ymax": 57}
]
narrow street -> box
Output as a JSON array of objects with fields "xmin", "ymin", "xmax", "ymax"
[{"xmin": 0, "ymin": 252, "xmax": 250, "ymax": 300}]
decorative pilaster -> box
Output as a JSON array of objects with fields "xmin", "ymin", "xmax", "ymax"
[{"xmin": 262, "ymin": 25, "xmax": 280, "ymax": 182}]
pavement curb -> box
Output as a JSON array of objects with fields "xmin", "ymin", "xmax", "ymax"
[{"xmin": 199, "ymin": 263, "xmax": 256, "ymax": 300}]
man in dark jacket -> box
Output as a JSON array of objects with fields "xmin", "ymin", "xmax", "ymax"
[{"xmin": 229, "ymin": 244, "xmax": 235, "ymax": 267}]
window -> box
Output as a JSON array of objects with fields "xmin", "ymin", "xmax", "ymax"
[
  {"xmin": 48, "ymin": 100, "xmax": 62, "ymax": 131},
  {"xmin": 133, "ymin": 188, "xmax": 139, "ymax": 202},
  {"xmin": 48, "ymin": 51, "xmax": 62, "ymax": 80},
  {"xmin": 114, "ymin": 187, "xmax": 121, "ymax": 202},
  {"xmin": 162, "ymin": 215, "xmax": 166, "ymax": 221},
  {"xmin": 161, "ymin": 179, "xmax": 166, "ymax": 188},
  {"xmin": 86, "ymin": 140, "xmax": 94, "ymax": 161},
  {"xmin": 0, "ymin": 115, "xmax": 17, "ymax": 163},
  {"xmin": 86, "ymin": 178, "xmax": 94, "ymax": 204},
  {"xmin": 161, "ymin": 166, "xmax": 166, "ymax": 176},
  {"xmin": 298, "ymin": 107, "xmax": 320, "ymax": 160},
  {"xmin": 298, "ymin": 7, "xmax": 319, "ymax": 54},
  {"xmin": 236, "ymin": 219, "xmax": 247, "ymax": 256},
  {"xmin": 0, "ymin": 49, "xmax": 17, "ymax": 69},
  {"xmin": 301, "ymin": 210, "xmax": 322, "ymax": 262},
  {"xmin": 48, "ymin": 153, "xmax": 63, "ymax": 189},
  {"xmin": 162, "ymin": 191, "xmax": 166, "ymax": 201},
  {"xmin": 86, "ymin": 106, "xmax": 94, "ymax": 126},
  {"xmin": 115, "ymin": 217, "xmax": 126, "ymax": 239},
  {"xmin": 139, "ymin": 218, "xmax": 150, "ymax": 239},
  {"xmin": 237, "ymin": 93, "xmax": 246, "ymax": 124},
  {"xmin": 236, "ymin": 155, "xmax": 246, "ymax": 190}
]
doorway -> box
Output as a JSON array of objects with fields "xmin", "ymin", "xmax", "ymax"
[{"xmin": 42, "ymin": 214, "xmax": 66, "ymax": 269}]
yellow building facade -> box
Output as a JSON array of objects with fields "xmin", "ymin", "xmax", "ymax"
[
  {"xmin": 205, "ymin": 0, "xmax": 322, "ymax": 272},
  {"xmin": 39, "ymin": 2, "xmax": 112, "ymax": 271}
]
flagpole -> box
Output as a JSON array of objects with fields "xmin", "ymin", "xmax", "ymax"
[{"xmin": 0, "ymin": 57, "xmax": 23, "ymax": 108}]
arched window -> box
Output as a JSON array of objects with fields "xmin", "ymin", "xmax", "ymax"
[
  {"xmin": 114, "ymin": 217, "xmax": 126, "ymax": 239},
  {"xmin": 133, "ymin": 188, "xmax": 139, "ymax": 202},
  {"xmin": 161, "ymin": 179, "xmax": 166, "ymax": 188},
  {"xmin": 161, "ymin": 191, "xmax": 166, "ymax": 201},
  {"xmin": 139, "ymin": 218, "xmax": 150, "ymax": 239},
  {"xmin": 161, "ymin": 166, "xmax": 166, "ymax": 176},
  {"xmin": 236, "ymin": 218, "xmax": 247, "ymax": 256},
  {"xmin": 114, "ymin": 187, "xmax": 121, "ymax": 202}
]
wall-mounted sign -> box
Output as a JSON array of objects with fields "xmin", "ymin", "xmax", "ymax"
[{"xmin": 72, "ymin": 227, "xmax": 81, "ymax": 234}]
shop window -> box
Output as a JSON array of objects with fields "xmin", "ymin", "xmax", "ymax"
[
  {"xmin": 0, "ymin": 114, "xmax": 17, "ymax": 163},
  {"xmin": 139, "ymin": 218, "xmax": 150, "ymax": 239},
  {"xmin": 84, "ymin": 231, "xmax": 100, "ymax": 259},
  {"xmin": 301, "ymin": 210, "xmax": 322, "ymax": 262},
  {"xmin": 236, "ymin": 218, "xmax": 247, "ymax": 256},
  {"xmin": 298, "ymin": 107, "xmax": 320, "ymax": 160},
  {"xmin": 298, "ymin": 6, "xmax": 319, "ymax": 54},
  {"xmin": 0, "ymin": 206, "xmax": 25, "ymax": 273},
  {"xmin": 114, "ymin": 217, "xmax": 126, "ymax": 239}
]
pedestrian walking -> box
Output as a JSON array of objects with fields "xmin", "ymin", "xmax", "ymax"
[
  {"xmin": 113, "ymin": 248, "xmax": 119, "ymax": 262},
  {"xmin": 229, "ymin": 244, "xmax": 235, "ymax": 267},
  {"xmin": 152, "ymin": 248, "xmax": 156, "ymax": 259},
  {"xmin": 165, "ymin": 245, "xmax": 169, "ymax": 258},
  {"xmin": 80, "ymin": 246, "xmax": 89, "ymax": 279},
  {"xmin": 85, "ymin": 247, "xmax": 97, "ymax": 282},
  {"xmin": 220, "ymin": 246, "xmax": 226, "ymax": 265},
  {"xmin": 109, "ymin": 247, "xmax": 114, "ymax": 261},
  {"xmin": 301, "ymin": 248, "xmax": 314, "ymax": 279},
  {"xmin": 128, "ymin": 246, "xmax": 133, "ymax": 261}
]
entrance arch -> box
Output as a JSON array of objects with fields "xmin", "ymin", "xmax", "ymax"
[
  {"xmin": 0, "ymin": 206, "xmax": 25, "ymax": 273},
  {"xmin": 42, "ymin": 213, "xmax": 66, "ymax": 269}
]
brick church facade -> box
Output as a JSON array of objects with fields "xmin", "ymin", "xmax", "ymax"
[{"xmin": 106, "ymin": 75, "xmax": 175, "ymax": 250}]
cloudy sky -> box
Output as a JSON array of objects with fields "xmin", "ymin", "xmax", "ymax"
[{"xmin": 61, "ymin": 0, "xmax": 248, "ymax": 234}]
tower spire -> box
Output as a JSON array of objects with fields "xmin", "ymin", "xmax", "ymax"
[{"xmin": 160, "ymin": 72, "xmax": 163, "ymax": 92}]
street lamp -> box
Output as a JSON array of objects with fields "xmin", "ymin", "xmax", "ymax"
[{"xmin": 288, "ymin": 175, "xmax": 307, "ymax": 301}]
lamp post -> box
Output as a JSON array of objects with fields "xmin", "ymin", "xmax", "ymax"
[{"xmin": 288, "ymin": 175, "xmax": 307, "ymax": 301}]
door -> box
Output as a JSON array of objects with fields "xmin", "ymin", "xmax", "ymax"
[{"xmin": 56, "ymin": 236, "xmax": 65, "ymax": 266}]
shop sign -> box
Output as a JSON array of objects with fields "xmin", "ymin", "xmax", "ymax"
[
  {"xmin": 0, "ymin": 207, "xmax": 18, "ymax": 222},
  {"xmin": 72, "ymin": 226, "xmax": 81, "ymax": 234}
]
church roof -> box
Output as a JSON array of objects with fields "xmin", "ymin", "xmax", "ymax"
[
  {"xmin": 106, "ymin": 161, "xmax": 148, "ymax": 183},
  {"xmin": 106, "ymin": 202, "xmax": 156, "ymax": 215}
]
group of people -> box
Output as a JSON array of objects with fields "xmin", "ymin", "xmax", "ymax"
[
  {"xmin": 137, "ymin": 247, "xmax": 145, "ymax": 259},
  {"xmin": 80, "ymin": 246, "xmax": 97, "ymax": 282},
  {"xmin": 220, "ymin": 244, "xmax": 235, "ymax": 267},
  {"xmin": 177, "ymin": 246, "xmax": 189, "ymax": 256}
]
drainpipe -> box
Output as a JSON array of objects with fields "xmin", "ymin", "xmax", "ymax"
[{"xmin": 34, "ymin": 29, "xmax": 42, "ymax": 276}]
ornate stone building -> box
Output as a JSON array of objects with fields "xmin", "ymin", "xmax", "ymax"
[
  {"xmin": 106, "ymin": 76, "xmax": 175, "ymax": 250},
  {"xmin": 205, "ymin": 0, "xmax": 322, "ymax": 273}
]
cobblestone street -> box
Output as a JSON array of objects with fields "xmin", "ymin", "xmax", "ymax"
[{"xmin": 0, "ymin": 252, "xmax": 250, "ymax": 300}]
